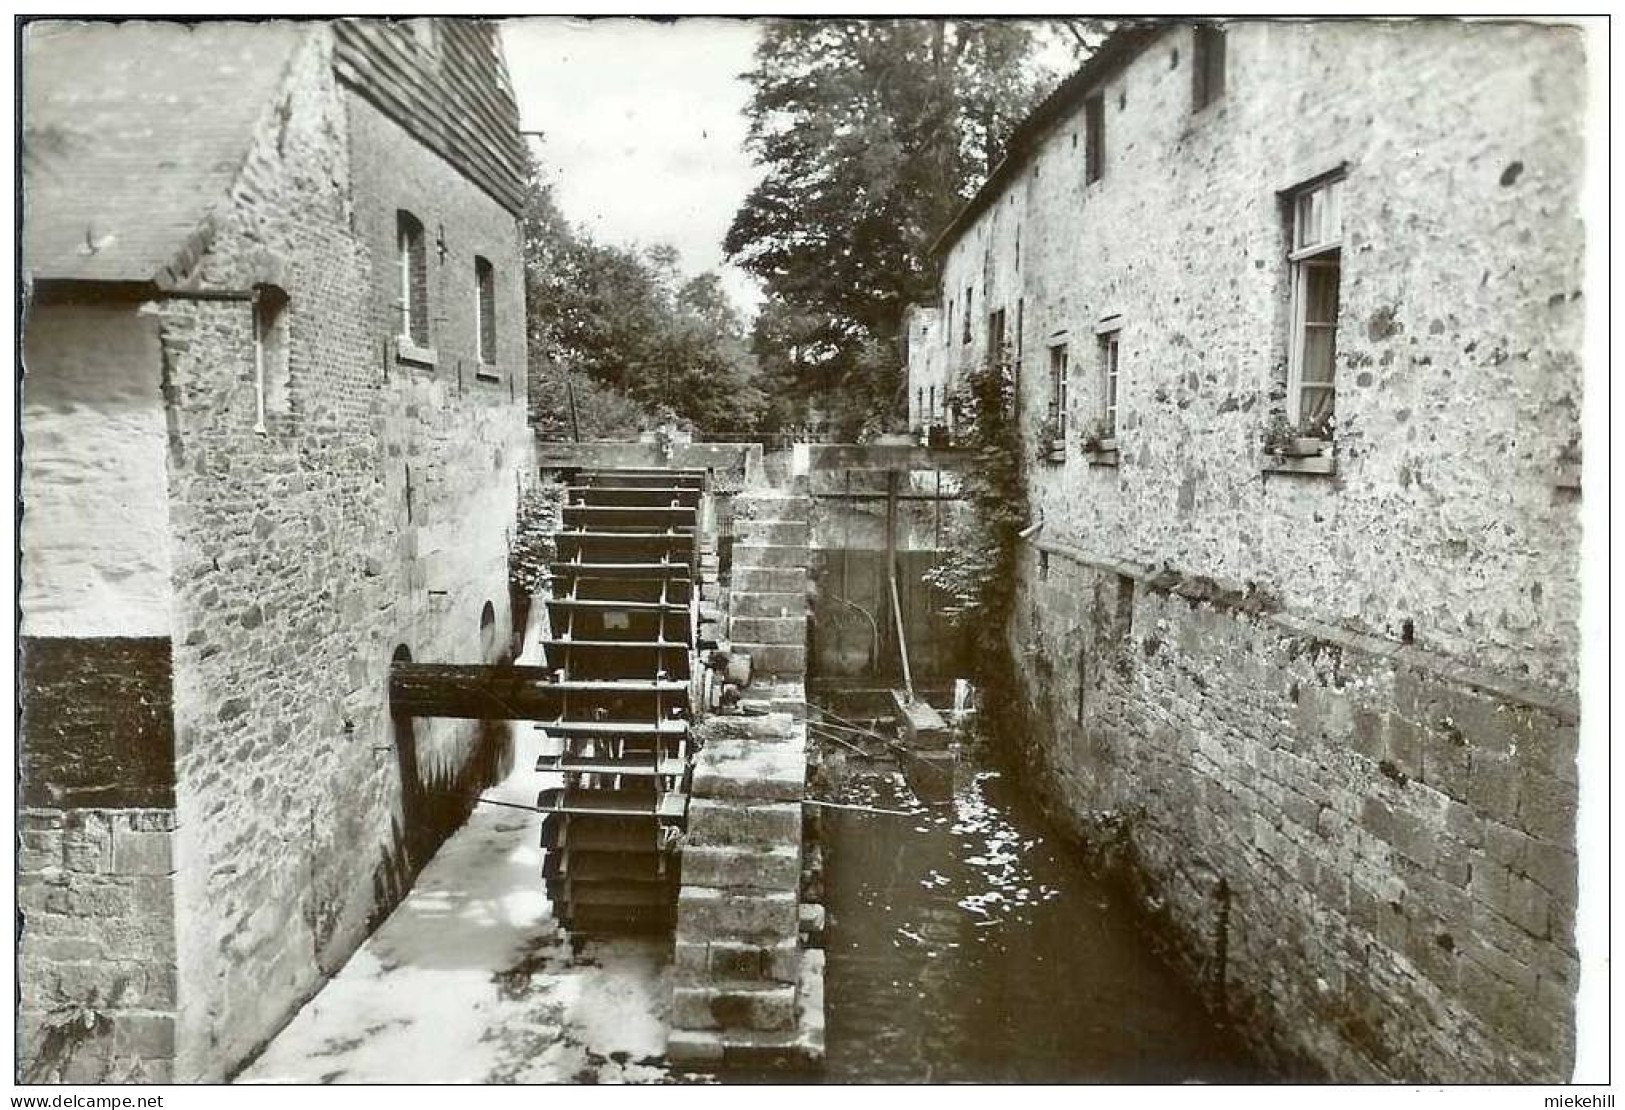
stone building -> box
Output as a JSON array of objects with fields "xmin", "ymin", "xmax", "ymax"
[
  {"xmin": 912, "ymin": 21, "xmax": 1586, "ymax": 1081},
  {"xmin": 20, "ymin": 19, "xmax": 534, "ymax": 1081}
]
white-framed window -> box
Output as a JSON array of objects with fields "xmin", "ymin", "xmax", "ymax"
[
  {"xmin": 1048, "ymin": 342, "xmax": 1069, "ymax": 437},
  {"xmin": 1286, "ymin": 174, "xmax": 1344, "ymax": 437},
  {"xmin": 475, "ymin": 255, "xmax": 496, "ymax": 367},
  {"xmin": 1098, "ymin": 325, "xmax": 1121, "ymax": 436},
  {"xmin": 397, "ymin": 210, "xmax": 428, "ymax": 346}
]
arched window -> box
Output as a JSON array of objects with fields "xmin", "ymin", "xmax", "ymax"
[
  {"xmin": 479, "ymin": 601, "xmax": 497, "ymax": 661},
  {"xmin": 397, "ymin": 210, "xmax": 428, "ymax": 346}
]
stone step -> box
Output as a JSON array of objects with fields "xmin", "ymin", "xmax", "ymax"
[
  {"xmin": 672, "ymin": 980, "xmax": 796, "ymax": 1032},
  {"xmin": 666, "ymin": 950, "xmax": 825, "ymax": 1069},
  {"xmin": 677, "ymin": 886, "xmax": 799, "ymax": 942},
  {"xmin": 731, "ymin": 567, "xmax": 805, "ymax": 593},
  {"xmin": 682, "ymin": 845, "xmax": 801, "ymax": 892},
  {"xmin": 732, "ymin": 592, "xmax": 806, "ymax": 618},
  {"xmin": 733, "ymin": 544, "xmax": 810, "ymax": 569},
  {"xmin": 674, "ymin": 935, "xmax": 800, "ymax": 984},
  {"xmin": 734, "ymin": 496, "xmax": 811, "ymax": 524},
  {"xmin": 686, "ymin": 799, "xmax": 802, "ymax": 849},
  {"xmin": 728, "ymin": 616, "xmax": 805, "ymax": 645},
  {"xmin": 693, "ymin": 745, "xmax": 805, "ymax": 804},
  {"xmin": 736, "ymin": 642, "xmax": 807, "ymax": 677},
  {"xmin": 733, "ymin": 520, "xmax": 811, "ymax": 546}
]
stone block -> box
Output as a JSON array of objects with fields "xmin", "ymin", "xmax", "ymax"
[
  {"xmin": 674, "ymin": 937, "xmax": 801, "ymax": 983},
  {"xmin": 682, "ymin": 845, "xmax": 801, "ymax": 891},
  {"xmin": 111, "ymin": 828, "xmax": 175, "ymax": 876},
  {"xmin": 733, "ymin": 592, "xmax": 806, "ymax": 618},
  {"xmin": 693, "ymin": 745, "xmax": 806, "ymax": 804},
  {"xmin": 666, "ymin": 1029, "xmax": 725, "ymax": 1065},
  {"xmin": 687, "ymin": 799, "xmax": 801, "ymax": 848},
  {"xmin": 676, "ymin": 886, "xmax": 798, "ymax": 942},
  {"xmin": 732, "ymin": 544, "xmax": 810, "ymax": 569},
  {"xmin": 734, "ymin": 520, "xmax": 811, "ymax": 546},
  {"xmin": 728, "ymin": 617, "xmax": 806, "ymax": 645},
  {"xmin": 732, "ymin": 567, "xmax": 805, "ymax": 593},
  {"xmin": 737, "ymin": 643, "xmax": 807, "ymax": 678},
  {"xmin": 672, "ymin": 982, "xmax": 796, "ymax": 1032}
]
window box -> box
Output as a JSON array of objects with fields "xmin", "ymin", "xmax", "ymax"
[
  {"xmin": 1046, "ymin": 437, "xmax": 1067, "ymax": 464},
  {"xmin": 395, "ymin": 335, "xmax": 437, "ymax": 368},
  {"xmin": 1086, "ymin": 436, "xmax": 1120, "ymax": 467},
  {"xmin": 1269, "ymin": 435, "xmax": 1329, "ymax": 459},
  {"xmin": 1262, "ymin": 452, "xmax": 1336, "ymax": 476}
]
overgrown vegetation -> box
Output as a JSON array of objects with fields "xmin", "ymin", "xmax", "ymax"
[{"xmin": 923, "ymin": 343, "xmax": 1029, "ymax": 671}]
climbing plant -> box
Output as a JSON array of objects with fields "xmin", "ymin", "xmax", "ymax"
[{"xmin": 923, "ymin": 342, "xmax": 1029, "ymax": 673}]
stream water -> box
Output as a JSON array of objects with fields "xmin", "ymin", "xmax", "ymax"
[{"xmin": 819, "ymin": 749, "xmax": 1264, "ymax": 1083}]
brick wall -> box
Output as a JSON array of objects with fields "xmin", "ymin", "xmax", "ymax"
[
  {"xmin": 139, "ymin": 29, "xmax": 531, "ymax": 1080},
  {"xmin": 18, "ymin": 809, "xmax": 178, "ymax": 1083},
  {"xmin": 1006, "ymin": 548, "xmax": 1577, "ymax": 1080},
  {"xmin": 925, "ymin": 20, "xmax": 1585, "ymax": 1082}
]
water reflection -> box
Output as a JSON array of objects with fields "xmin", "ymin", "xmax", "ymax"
[{"xmin": 822, "ymin": 761, "xmax": 1263, "ymax": 1083}]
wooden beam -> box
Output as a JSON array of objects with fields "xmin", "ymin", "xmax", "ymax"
[{"xmin": 389, "ymin": 662, "xmax": 682, "ymax": 720}]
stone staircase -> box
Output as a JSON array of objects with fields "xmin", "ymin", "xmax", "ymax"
[{"xmin": 666, "ymin": 488, "xmax": 823, "ymax": 1069}]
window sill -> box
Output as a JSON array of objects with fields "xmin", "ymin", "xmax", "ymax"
[
  {"xmin": 395, "ymin": 337, "xmax": 437, "ymax": 368},
  {"xmin": 1262, "ymin": 451, "xmax": 1336, "ymax": 476},
  {"xmin": 475, "ymin": 362, "xmax": 501, "ymax": 382},
  {"xmin": 1554, "ymin": 462, "xmax": 1581, "ymax": 490}
]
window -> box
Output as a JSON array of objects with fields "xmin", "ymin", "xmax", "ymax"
[
  {"xmin": 1193, "ymin": 24, "xmax": 1227, "ymax": 110},
  {"xmin": 988, "ymin": 308, "xmax": 1006, "ymax": 357},
  {"xmin": 1015, "ymin": 298, "xmax": 1024, "ymax": 396},
  {"xmin": 480, "ymin": 600, "xmax": 497, "ymax": 660},
  {"xmin": 252, "ymin": 284, "xmax": 290, "ymax": 433},
  {"xmin": 397, "ymin": 210, "xmax": 429, "ymax": 347},
  {"xmin": 1286, "ymin": 174, "xmax": 1344, "ymax": 437},
  {"xmin": 928, "ymin": 385, "xmax": 937, "ymax": 422},
  {"xmin": 963, "ymin": 286, "xmax": 973, "ymax": 344},
  {"xmin": 1084, "ymin": 94, "xmax": 1105, "ymax": 184},
  {"xmin": 475, "ymin": 256, "xmax": 496, "ymax": 367},
  {"xmin": 916, "ymin": 386, "xmax": 924, "ymax": 427},
  {"xmin": 1048, "ymin": 343, "xmax": 1069, "ymax": 438},
  {"xmin": 946, "ymin": 297, "xmax": 954, "ymax": 347},
  {"xmin": 1099, "ymin": 329, "xmax": 1121, "ymax": 436}
]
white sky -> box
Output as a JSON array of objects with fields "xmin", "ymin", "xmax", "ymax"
[{"xmin": 499, "ymin": 17, "xmax": 766, "ymax": 316}]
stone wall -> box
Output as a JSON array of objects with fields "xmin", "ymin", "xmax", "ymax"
[
  {"xmin": 126, "ymin": 29, "xmax": 529, "ymax": 1081},
  {"xmin": 18, "ymin": 808, "xmax": 178, "ymax": 1083},
  {"xmin": 936, "ymin": 20, "xmax": 1585, "ymax": 688},
  {"xmin": 924, "ymin": 20, "xmax": 1585, "ymax": 1082},
  {"xmin": 1007, "ymin": 547, "xmax": 1577, "ymax": 1080}
]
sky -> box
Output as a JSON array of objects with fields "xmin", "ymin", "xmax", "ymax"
[{"xmin": 499, "ymin": 17, "xmax": 766, "ymax": 316}]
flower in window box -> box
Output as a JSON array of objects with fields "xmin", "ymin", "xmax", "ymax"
[
  {"xmin": 1078, "ymin": 416, "xmax": 1114, "ymax": 454},
  {"xmin": 1261, "ymin": 413, "xmax": 1329, "ymax": 458},
  {"xmin": 1035, "ymin": 413, "xmax": 1066, "ymax": 462}
]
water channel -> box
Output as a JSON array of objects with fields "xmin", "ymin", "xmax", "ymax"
[{"xmin": 817, "ymin": 734, "xmax": 1264, "ymax": 1083}]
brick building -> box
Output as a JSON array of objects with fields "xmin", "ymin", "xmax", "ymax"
[
  {"xmin": 911, "ymin": 21, "xmax": 1586, "ymax": 1081},
  {"xmin": 20, "ymin": 19, "xmax": 534, "ymax": 1081}
]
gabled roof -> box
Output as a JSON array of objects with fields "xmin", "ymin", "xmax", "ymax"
[
  {"xmin": 22, "ymin": 20, "xmax": 307, "ymax": 285},
  {"xmin": 928, "ymin": 22, "xmax": 1169, "ymax": 258}
]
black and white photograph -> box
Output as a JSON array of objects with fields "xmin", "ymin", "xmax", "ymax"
[{"xmin": 13, "ymin": 11, "xmax": 1609, "ymax": 1094}]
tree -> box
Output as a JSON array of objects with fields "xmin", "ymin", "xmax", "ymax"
[
  {"xmin": 726, "ymin": 19, "xmax": 1085, "ymax": 437},
  {"xmin": 520, "ymin": 162, "xmax": 764, "ymax": 438}
]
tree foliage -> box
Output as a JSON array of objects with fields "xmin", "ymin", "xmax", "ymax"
[
  {"xmin": 726, "ymin": 19, "xmax": 1083, "ymax": 437},
  {"xmin": 521, "ymin": 169, "xmax": 764, "ymax": 438}
]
